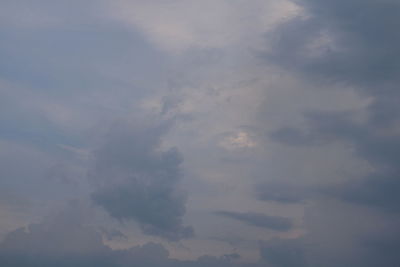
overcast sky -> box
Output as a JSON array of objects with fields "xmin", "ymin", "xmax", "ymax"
[{"xmin": 1, "ymin": 1, "xmax": 400, "ymax": 266}]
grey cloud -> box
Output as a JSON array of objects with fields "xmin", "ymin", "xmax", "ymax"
[
  {"xmin": 0, "ymin": 214, "xmax": 167, "ymax": 267},
  {"xmin": 269, "ymin": 111, "xmax": 363, "ymax": 147},
  {"xmin": 267, "ymin": 0, "xmax": 400, "ymax": 89},
  {"xmin": 255, "ymin": 183, "xmax": 309, "ymax": 204},
  {"xmin": 263, "ymin": 0, "xmax": 400, "ymax": 265},
  {"xmin": 360, "ymin": 232, "xmax": 400, "ymax": 267},
  {"xmin": 2, "ymin": 0, "xmax": 400, "ymax": 266},
  {"xmin": 215, "ymin": 211, "xmax": 293, "ymax": 232},
  {"xmin": 267, "ymin": 0, "xmax": 400, "ymax": 210},
  {"xmin": 259, "ymin": 238, "xmax": 307, "ymax": 267},
  {"xmin": 274, "ymin": 109, "xmax": 400, "ymax": 168},
  {"xmin": 99, "ymin": 227, "xmax": 127, "ymax": 241},
  {"xmin": 0, "ymin": 24, "xmax": 166, "ymax": 95},
  {"xmin": 0, "ymin": 203, "xmax": 111, "ymax": 267},
  {"xmin": 301, "ymin": 199, "xmax": 400, "ymax": 267},
  {"xmin": 0, "ymin": 206, "xmax": 259, "ymax": 267},
  {"xmin": 324, "ymin": 171, "xmax": 400, "ymax": 213},
  {"xmin": 90, "ymin": 121, "xmax": 193, "ymax": 240},
  {"xmin": 268, "ymin": 127, "xmax": 315, "ymax": 147},
  {"xmin": 271, "ymin": 110, "xmax": 400, "ymax": 212}
]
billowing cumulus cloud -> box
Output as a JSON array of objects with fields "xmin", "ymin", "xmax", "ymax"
[{"xmin": 90, "ymin": 121, "xmax": 193, "ymax": 240}]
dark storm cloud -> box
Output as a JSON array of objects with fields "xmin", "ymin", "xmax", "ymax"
[
  {"xmin": 265, "ymin": 0, "xmax": 400, "ymax": 212},
  {"xmin": 267, "ymin": 0, "xmax": 400, "ymax": 89},
  {"xmin": 262, "ymin": 0, "xmax": 400, "ymax": 266},
  {"xmin": 90, "ymin": 121, "xmax": 193, "ymax": 240},
  {"xmin": 215, "ymin": 211, "xmax": 293, "ymax": 231}
]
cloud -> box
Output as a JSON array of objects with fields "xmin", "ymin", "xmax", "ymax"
[
  {"xmin": 109, "ymin": 0, "xmax": 300, "ymax": 53},
  {"xmin": 360, "ymin": 232, "xmax": 400, "ymax": 267},
  {"xmin": 1, "ymin": 0, "xmax": 400, "ymax": 265},
  {"xmin": 215, "ymin": 211, "xmax": 292, "ymax": 232},
  {"xmin": 266, "ymin": 0, "xmax": 400, "ymax": 88},
  {"xmin": 264, "ymin": 0, "xmax": 400, "ymax": 210},
  {"xmin": 90, "ymin": 120, "xmax": 193, "ymax": 240},
  {"xmin": 0, "ymin": 208, "xmax": 169, "ymax": 267},
  {"xmin": 262, "ymin": 0, "xmax": 400, "ymax": 265},
  {"xmin": 271, "ymin": 110, "xmax": 400, "ymax": 212},
  {"xmin": 0, "ymin": 202, "xmax": 111, "ymax": 266},
  {"xmin": 255, "ymin": 183, "xmax": 309, "ymax": 204},
  {"xmin": 259, "ymin": 238, "xmax": 307, "ymax": 267},
  {"xmin": 0, "ymin": 204, "xmax": 260, "ymax": 267},
  {"xmin": 324, "ymin": 170, "xmax": 400, "ymax": 213}
]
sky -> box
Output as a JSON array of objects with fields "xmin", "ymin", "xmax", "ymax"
[{"xmin": 0, "ymin": 1, "xmax": 400, "ymax": 266}]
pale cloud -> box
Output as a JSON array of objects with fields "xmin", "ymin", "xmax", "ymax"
[
  {"xmin": 219, "ymin": 132, "xmax": 256, "ymax": 150},
  {"xmin": 109, "ymin": 0, "xmax": 301, "ymax": 53}
]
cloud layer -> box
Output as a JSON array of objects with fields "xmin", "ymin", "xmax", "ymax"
[{"xmin": 1, "ymin": 0, "xmax": 399, "ymax": 266}]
